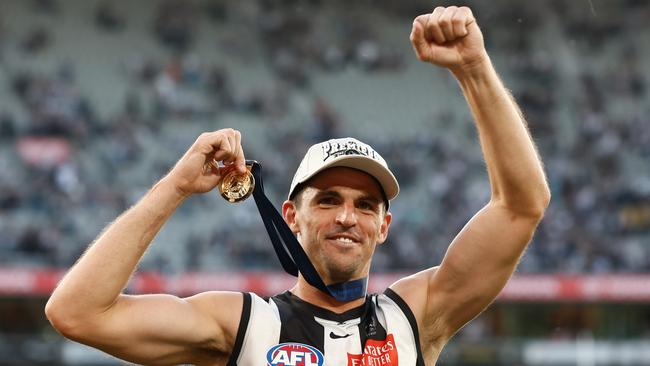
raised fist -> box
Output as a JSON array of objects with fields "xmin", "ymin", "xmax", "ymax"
[{"xmin": 410, "ymin": 6, "xmax": 488, "ymax": 73}]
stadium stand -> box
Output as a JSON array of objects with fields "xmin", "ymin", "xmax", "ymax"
[
  {"xmin": 1, "ymin": 0, "xmax": 648, "ymax": 275},
  {"xmin": 0, "ymin": 1, "xmax": 649, "ymax": 363}
]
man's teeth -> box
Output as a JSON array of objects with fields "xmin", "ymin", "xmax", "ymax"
[{"xmin": 334, "ymin": 237, "xmax": 355, "ymax": 243}]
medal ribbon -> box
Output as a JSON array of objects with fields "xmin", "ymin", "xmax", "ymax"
[{"xmin": 249, "ymin": 161, "xmax": 367, "ymax": 302}]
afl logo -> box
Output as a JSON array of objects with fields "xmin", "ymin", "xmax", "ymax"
[{"xmin": 266, "ymin": 343, "xmax": 324, "ymax": 366}]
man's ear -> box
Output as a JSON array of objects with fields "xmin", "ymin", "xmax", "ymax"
[
  {"xmin": 377, "ymin": 211, "xmax": 392, "ymax": 245},
  {"xmin": 282, "ymin": 200, "xmax": 300, "ymax": 235}
]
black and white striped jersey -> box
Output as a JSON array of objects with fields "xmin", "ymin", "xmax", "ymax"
[{"xmin": 227, "ymin": 289, "xmax": 425, "ymax": 366}]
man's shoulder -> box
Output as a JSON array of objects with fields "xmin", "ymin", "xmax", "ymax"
[
  {"xmin": 388, "ymin": 267, "xmax": 439, "ymax": 296},
  {"xmin": 385, "ymin": 266, "xmax": 440, "ymax": 323}
]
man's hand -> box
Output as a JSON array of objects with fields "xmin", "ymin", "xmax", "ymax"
[
  {"xmin": 410, "ymin": 6, "xmax": 488, "ymax": 73},
  {"xmin": 166, "ymin": 128, "xmax": 246, "ymax": 197}
]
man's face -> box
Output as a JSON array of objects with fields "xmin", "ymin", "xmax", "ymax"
[{"xmin": 282, "ymin": 167, "xmax": 392, "ymax": 284}]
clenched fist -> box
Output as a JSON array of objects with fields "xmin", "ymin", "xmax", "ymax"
[
  {"xmin": 166, "ymin": 128, "xmax": 247, "ymax": 197},
  {"xmin": 410, "ymin": 6, "xmax": 488, "ymax": 73}
]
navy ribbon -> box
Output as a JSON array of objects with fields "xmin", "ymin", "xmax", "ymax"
[{"xmin": 249, "ymin": 161, "xmax": 367, "ymax": 302}]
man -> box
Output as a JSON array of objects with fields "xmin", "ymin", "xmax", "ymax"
[{"xmin": 46, "ymin": 6, "xmax": 550, "ymax": 365}]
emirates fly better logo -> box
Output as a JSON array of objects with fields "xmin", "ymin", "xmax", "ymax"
[
  {"xmin": 266, "ymin": 343, "xmax": 325, "ymax": 366},
  {"xmin": 347, "ymin": 334, "xmax": 398, "ymax": 366}
]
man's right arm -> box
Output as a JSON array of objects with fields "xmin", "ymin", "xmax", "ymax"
[{"xmin": 45, "ymin": 129, "xmax": 247, "ymax": 365}]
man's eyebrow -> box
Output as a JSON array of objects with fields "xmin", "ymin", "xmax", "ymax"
[
  {"xmin": 356, "ymin": 195, "xmax": 381, "ymax": 204},
  {"xmin": 313, "ymin": 190, "xmax": 342, "ymax": 199}
]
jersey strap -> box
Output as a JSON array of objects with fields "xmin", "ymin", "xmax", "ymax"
[{"xmin": 250, "ymin": 161, "xmax": 367, "ymax": 302}]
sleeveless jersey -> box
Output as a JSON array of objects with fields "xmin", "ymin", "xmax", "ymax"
[{"xmin": 227, "ymin": 289, "xmax": 425, "ymax": 366}]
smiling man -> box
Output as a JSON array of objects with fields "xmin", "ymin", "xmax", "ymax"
[
  {"xmin": 45, "ymin": 5, "xmax": 550, "ymax": 366},
  {"xmin": 284, "ymin": 139, "xmax": 396, "ymax": 286}
]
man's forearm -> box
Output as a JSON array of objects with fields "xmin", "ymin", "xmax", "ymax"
[
  {"xmin": 46, "ymin": 177, "xmax": 186, "ymax": 320},
  {"xmin": 454, "ymin": 58, "xmax": 550, "ymax": 216}
]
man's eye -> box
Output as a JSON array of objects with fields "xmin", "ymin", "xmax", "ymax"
[
  {"xmin": 358, "ymin": 201, "xmax": 376, "ymax": 210},
  {"xmin": 319, "ymin": 197, "xmax": 337, "ymax": 205}
]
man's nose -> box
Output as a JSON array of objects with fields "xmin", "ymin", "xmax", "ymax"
[{"xmin": 335, "ymin": 203, "xmax": 357, "ymax": 227}]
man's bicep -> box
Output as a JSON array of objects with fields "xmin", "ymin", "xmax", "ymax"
[
  {"xmin": 427, "ymin": 203, "xmax": 540, "ymax": 338},
  {"xmin": 76, "ymin": 291, "xmax": 243, "ymax": 365}
]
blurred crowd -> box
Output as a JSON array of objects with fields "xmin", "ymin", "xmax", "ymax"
[{"xmin": 0, "ymin": 0, "xmax": 649, "ymax": 275}]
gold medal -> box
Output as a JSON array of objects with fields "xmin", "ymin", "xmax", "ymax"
[{"xmin": 218, "ymin": 161, "xmax": 256, "ymax": 203}]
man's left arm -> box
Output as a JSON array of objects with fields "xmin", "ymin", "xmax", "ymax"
[{"xmin": 391, "ymin": 5, "xmax": 551, "ymax": 346}]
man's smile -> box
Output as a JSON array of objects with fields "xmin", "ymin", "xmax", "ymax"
[{"xmin": 326, "ymin": 233, "xmax": 362, "ymax": 247}]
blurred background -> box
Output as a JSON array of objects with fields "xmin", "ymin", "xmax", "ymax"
[{"xmin": 0, "ymin": 0, "xmax": 649, "ymax": 364}]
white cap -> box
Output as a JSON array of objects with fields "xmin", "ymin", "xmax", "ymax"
[{"xmin": 288, "ymin": 137, "xmax": 399, "ymax": 202}]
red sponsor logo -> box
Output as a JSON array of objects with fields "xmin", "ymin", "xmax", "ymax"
[{"xmin": 347, "ymin": 334, "xmax": 398, "ymax": 366}]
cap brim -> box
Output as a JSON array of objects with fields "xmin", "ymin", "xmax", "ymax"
[{"xmin": 293, "ymin": 154, "xmax": 399, "ymax": 201}]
